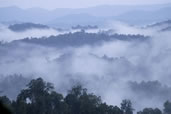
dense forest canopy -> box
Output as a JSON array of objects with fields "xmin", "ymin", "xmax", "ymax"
[
  {"xmin": 6, "ymin": 31, "xmax": 148, "ymax": 48},
  {"xmin": 1, "ymin": 77, "xmax": 170, "ymax": 114}
]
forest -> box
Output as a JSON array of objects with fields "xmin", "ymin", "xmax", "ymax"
[
  {"xmin": 0, "ymin": 77, "xmax": 170, "ymax": 114},
  {"xmin": 8, "ymin": 31, "xmax": 148, "ymax": 48}
]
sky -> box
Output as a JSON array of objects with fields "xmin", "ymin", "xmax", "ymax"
[{"xmin": 0, "ymin": 0, "xmax": 171, "ymax": 9}]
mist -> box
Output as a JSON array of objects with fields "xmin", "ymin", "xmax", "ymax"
[
  {"xmin": 0, "ymin": 21, "xmax": 171, "ymax": 111},
  {"xmin": 0, "ymin": 24, "xmax": 106, "ymax": 42},
  {"xmin": 0, "ymin": 25, "xmax": 71, "ymax": 42}
]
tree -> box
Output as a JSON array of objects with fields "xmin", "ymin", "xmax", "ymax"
[
  {"xmin": 121, "ymin": 99, "xmax": 134, "ymax": 114},
  {"xmin": 0, "ymin": 96, "xmax": 12, "ymax": 114},
  {"xmin": 14, "ymin": 78, "xmax": 65, "ymax": 114},
  {"xmin": 154, "ymin": 108, "xmax": 162, "ymax": 114},
  {"xmin": 0, "ymin": 96, "xmax": 11, "ymax": 106},
  {"xmin": 0, "ymin": 101, "xmax": 11, "ymax": 114},
  {"xmin": 164, "ymin": 100, "xmax": 171, "ymax": 114},
  {"xmin": 65, "ymin": 85, "xmax": 83, "ymax": 114},
  {"xmin": 65, "ymin": 85, "xmax": 103, "ymax": 114},
  {"xmin": 137, "ymin": 108, "xmax": 162, "ymax": 114},
  {"xmin": 79, "ymin": 92, "xmax": 101, "ymax": 114},
  {"xmin": 98, "ymin": 103, "xmax": 122, "ymax": 114}
]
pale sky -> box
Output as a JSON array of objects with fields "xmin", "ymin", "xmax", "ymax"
[{"xmin": 0, "ymin": 0, "xmax": 170, "ymax": 9}]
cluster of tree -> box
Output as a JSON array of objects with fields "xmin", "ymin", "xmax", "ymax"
[
  {"xmin": 129, "ymin": 81, "xmax": 171, "ymax": 99},
  {"xmin": 147, "ymin": 20, "xmax": 171, "ymax": 28},
  {"xmin": 8, "ymin": 23, "xmax": 49, "ymax": 32},
  {"xmin": 161, "ymin": 26, "xmax": 171, "ymax": 31},
  {"xmin": 0, "ymin": 78, "xmax": 133, "ymax": 114},
  {"xmin": 11, "ymin": 31, "xmax": 148, "ymax": 48},
  {"xmin": 137, "ymin": 108, "xmax": 162, "ymax": 114},
  {"xmin": 72, "ymin": 25, "xmax": 98, "ymax": 30},
  {"xmin": 146, "ymin": 20, "xmax": 171, "ymax": 32},
  {"xmin": 0, "ymin": 78, "xmax": 171, "ymax": 114},
  {"xmin": 137, "ymin": 101, "xmax": 171, "ymax": 114}
]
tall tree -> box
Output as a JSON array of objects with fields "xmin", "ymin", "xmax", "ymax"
[
  {"xmin": 164, "ymin": 100, "xmax": 171, "ymax": 114},
  {"xmin": 137, "ymin": 108, "xmax": 162, "ymax": 114},
  {"xmin": 14, "ymin": 78, "xmax": 65, "ymax": 114},
  {"xmin": 121, "ymin": 99, "xmax": 134, "ymax": 114}
]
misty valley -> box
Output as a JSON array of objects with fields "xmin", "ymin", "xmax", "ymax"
[{"xmin": 0, "ymin": 2, "xmax": 171, "ymax": 114}]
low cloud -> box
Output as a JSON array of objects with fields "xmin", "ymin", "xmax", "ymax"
[
  {"xmin": 0, "ymin": 22, "xmax": 171, "ymax": 111},
  {"xmin": 105, "ymin": 21, "xmax": 160, "ymax": 36},
  {"xmin": 0, "ymin": 25, "xmax": 68, "ymax": 42}
]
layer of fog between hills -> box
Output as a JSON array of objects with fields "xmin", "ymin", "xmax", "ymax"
[{"xmin": 0, "ymin": 21, "xmax": 171, "ymax": 111}]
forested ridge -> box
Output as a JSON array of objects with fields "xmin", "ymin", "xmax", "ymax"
[{"xmin": 9, "ymin": 31, "xmax": 148, "ymax": 48}]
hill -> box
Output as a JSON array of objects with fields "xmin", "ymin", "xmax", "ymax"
[{"xmin": 8, "ymin": 23, "xmax": 50, "ymax": 32}]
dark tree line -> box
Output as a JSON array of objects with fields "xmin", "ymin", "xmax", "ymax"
[
  {"xmin": 10, "ymin": 31, "xmax": 148, "ymax": 48},
  {"xmin": 0, "ymin": 78, "xmax": 170, "ymax": 114},
  {"xmin": 72, "ymin": 25, "xmax": 98, "ymax": 30},
  {"xmin": 8, "ymin": 23, "xmax": 49, "ymax": 32}
]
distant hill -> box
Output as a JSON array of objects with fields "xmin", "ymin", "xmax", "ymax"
[
  {"xmin": 162, "ymin": 26, "xmax": 171, "ymax": 31},
  {"xmin": 10, "ymin": 31, "xmax": 148, "ymax": 48},
  {"xmin": 72, "ymin": 25, "xmax": 98, "ymax": 30},
  {"xmin": 147, "ymin": 20, "xmax": 171, "ymax": 27},
  {"xmin": 0, "ymin": 4, "xmax": 171, "ymax": 27},
  {"xmin": 8, "ymin": 23, "xmax": 50, "ymax": 32},
  {"xmin": 146, "ymin": 20, "xmax": 171, "ymax": 31},
  {"xmin": 50, "ymin": 13, "xmax": 105, "ymax": 27},
  {"xmin": 115, "ymin": 7, "xmax": 171, "ymax": 25}
]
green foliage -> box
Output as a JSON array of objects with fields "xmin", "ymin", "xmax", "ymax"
[
  {"xmin": 65, "ymin": 85, "xmax": 102, "ymax": 114},
  {"xmin": 0, "ymin": 77, "xmax": 167, "ymax": 114},
  {"xmin": 0, "ymin": 96, "xmax": 12, "ymax": 114},
  {"xmin": 98, "ymin": 103, "xmax": 122, "ymax": 114},
  {"xmin": 121, "ymin": 99, "xmax": 134, "ymax": 114},
  {"xmin": 13, "ymin": 78, "xmax": 64, "ymax": 114},
  {"xmin": 164, "ymin": 100, "xmax": 171, "ymax": 114},
  {"xmin": 0, "ymin": 96, "xmax": 11, "ymax": 106},
  {"xmin": 0, "ymin": 78, "xmax": 124, "ymax": 114},
  {"xmin": 137, "ymin": 108, "xmax": 162, "ymax": 114}
]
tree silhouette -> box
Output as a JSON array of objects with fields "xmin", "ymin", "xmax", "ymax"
[{"xmin": 121, "ymin": 99, "xmax": 134, "ymax": 114}]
